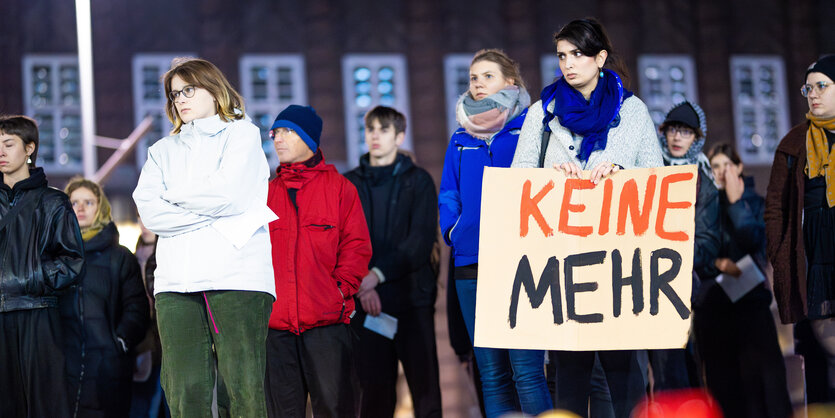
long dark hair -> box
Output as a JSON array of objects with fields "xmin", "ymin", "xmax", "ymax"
[{"xmin": 554, "ymin": 18, "xmax": 630, "ymax": 88}]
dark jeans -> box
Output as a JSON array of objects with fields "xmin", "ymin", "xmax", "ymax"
[
  {"xmin": 0, "ymin": 308, "xmax": 71, "ymax": 418},
  {"xmin": 693, "ymin": 284, "xmax": 792, "ymax": 418},
  {"xmin": 352, "ymin": 306, "xmax": 442, "ymax": 418},
  {"xmin": 265, "ymin": 324, "xmax": 360, "ymax": 418},
  {"xmin": 156, "ymin": 290, "xmax": 273, "ymax": 418},
  {"xmin": 456, "ymin": 278, "xmax": 553, "ymax": 417},
  {"xmin": 552, "ymin": 350, "xmax": 645, "ymax": 418},
  {"xmin": 647, "ymin": 348, "xmax": 695, "ymax": 391}
]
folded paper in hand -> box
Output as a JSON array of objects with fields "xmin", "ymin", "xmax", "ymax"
[
  {"xmin": 715, "ymin": 255, "xmax": 765, "ymax": 303},
  {"xmin": 364, "ymin": 312, "xmax": 398, "ymax": 340}
]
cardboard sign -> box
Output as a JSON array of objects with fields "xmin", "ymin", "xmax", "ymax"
[{"xmin": 475, "ymin": 165, "xmax": 697, "ymax": 351}]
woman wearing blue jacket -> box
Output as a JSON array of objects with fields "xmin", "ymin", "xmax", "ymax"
[{"xmin": 439, "ymin": 49, "xmax": 552, "ymax": 417}]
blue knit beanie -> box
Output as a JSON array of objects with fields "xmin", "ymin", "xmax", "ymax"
[{"xmin": 270, "ymin": 105, "xmax": 322, "ymax": 153}]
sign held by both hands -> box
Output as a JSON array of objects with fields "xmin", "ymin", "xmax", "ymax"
[{"xmin": 475, "ymin": 165, "xmax": 697, "ymax": 351}]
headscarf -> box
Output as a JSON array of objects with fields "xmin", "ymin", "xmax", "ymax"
[
  {"xmin": 805, "ymin": 113, "xmax": 835, "ymax": 207},
  {"xmin": 659, "ymin": 101, "xmax": 714, "ymax": 180},
  {"xmin": 539, "ymin": 68, "xmax": 633, "ymax": 162},
  {"xmin": 456, "ymin": 85, "xmax": 531, "ymax": 140},
  {"xmin": 65, "ymin": 177, "xmax": 112, "ymax": 241}
]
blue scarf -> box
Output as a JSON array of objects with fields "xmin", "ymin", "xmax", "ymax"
[{"xmin": 540, "ymin": 69, "xmax": 633, "ymax": 162}]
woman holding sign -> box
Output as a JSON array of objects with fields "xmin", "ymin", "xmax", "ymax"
[
  {"xmin": 694, "ymin": 143, "xmax": 792, "ymax": 418},
  {"xmin": 439, "ymin": 49, "xmax": 552, "ymax": 416},
  {"xmin": 511, "ymin": 18, "xmax": 663, "ymax": 417}
]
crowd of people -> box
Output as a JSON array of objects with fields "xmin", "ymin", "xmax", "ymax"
[{"xmin": 0, "ymin": 16, "xmax": 834, "ymax": 418}]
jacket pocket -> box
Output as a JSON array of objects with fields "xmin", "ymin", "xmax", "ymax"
[{"xmin": 304, "ymin": 220, "xmax": 338, "ymax": 269}]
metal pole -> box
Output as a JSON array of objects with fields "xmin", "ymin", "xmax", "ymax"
[{"xmin": 75, "ymin": 0, "xmax": 96, "ymax": 177}]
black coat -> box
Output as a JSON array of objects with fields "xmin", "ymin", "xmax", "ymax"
[
  {"xmin": 60, "ymin": 222, "xmax": 149, "ymax": 418},
  {"xmin": 0, "ymin": 167, "xmax": 85, "ymax": 312},
  {"xmin": 344, "ymin": 153, "xmax": 439, "ymax": 311},
  {"xmin": 718, "ymin": 177, "xmax": 766, "ymax": 265},
  {"xmin": 694, "ymin": 170, "xmax": 722, "ymax": 281}
]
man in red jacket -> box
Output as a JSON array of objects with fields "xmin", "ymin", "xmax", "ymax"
[{"xmin": 264, "ymin": 104, "xmax": 372, "ymax": 417}]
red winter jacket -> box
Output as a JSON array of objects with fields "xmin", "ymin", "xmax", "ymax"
[{"xmin": 267, "ymin": 152, "xmax": 372, "ymax": 334}]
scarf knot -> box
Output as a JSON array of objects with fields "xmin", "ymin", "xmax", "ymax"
[
  {"xmin": 457, "ymin": 86, "xmax": 530, "ymax": 140},
  {"xmin": 540, "ymin": 69, "xmax": 633, "ymax": 162}
]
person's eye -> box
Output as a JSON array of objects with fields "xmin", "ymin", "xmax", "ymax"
[
  {"xmin": 184, "ymin": 86, "xmax": 194, "ymax": 95},
  {"xmin": 557, "ymin": 54, "xmax": 565, "ymax": 60},
  {"xmin": 574, "ymin": 51, "xmax": 583, "ymax": 57}
]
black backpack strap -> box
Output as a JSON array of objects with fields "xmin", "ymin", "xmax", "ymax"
[{"xmin": 538, "ymin": 129, "xmax": 551, "ymax": 168}]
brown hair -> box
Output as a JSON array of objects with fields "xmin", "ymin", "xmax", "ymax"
[
  {"xmin": 471, "ymin": 49, "xmax": 526, "ymax": 91},
  {"xmin": 707, "ymin": 142, "xmax": 742, "ymax": 166},
  {"xmin": 554, "ymin": 18, "xmax": 631, "ymax": 88},
  {"xmin": 163, "ymin": 58, "xmax": 245, "ymax": 134},
  {"xmin": 0, "ymin": 115, "xmax": 39, "ymax": 168},
  {"xmin": 364, "ymin": 105, "xmax": 407, "ymax": 134}
]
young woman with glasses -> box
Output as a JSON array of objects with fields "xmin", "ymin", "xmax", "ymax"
[
  {"xmin": 766, "ymin": 54, "xmax": 835, "ymax": 402},
  {"xmin": 133, "ymin": 58, "xmax": 277, "ymax": 417}
]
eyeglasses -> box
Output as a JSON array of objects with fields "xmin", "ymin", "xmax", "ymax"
[
  {"xmin": 800, "ymin": 81, "xmax": 831, "ymax": 97},
  {"xmin": 269, "ymin": 127, "xmax": 295, "ymax": 139},
  {"xmin": 169, "ymin": 85, "xmax": 197, "ymax": 101},
  {"xmin": 665, "ymin": 126, "xmax": 695, "ymax": 139}
]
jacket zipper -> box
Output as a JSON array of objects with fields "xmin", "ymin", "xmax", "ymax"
[{"xmin": 336, "ymin": 283, "xmax": 346, "ymax": 321}]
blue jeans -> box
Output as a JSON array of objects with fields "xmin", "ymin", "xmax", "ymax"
[{"xmin": 456, "ymin": 279, "xmax": 553, "ymax": 417}]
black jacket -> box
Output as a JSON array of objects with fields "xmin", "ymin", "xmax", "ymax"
[
  {"xmin": 0, "ymin": 167, "xmax": 85, "ymax": 312},
  {"xmin": 718, "ymin": 176, "xmax": 766, "ymax": 265},
  {"xmin": 344, "ymin": 153, "xmax": 439, "ymax": 311},
  {"xmin": 694, "ymin": 170, "xmax": 722, "ymax": 281},
  {"xmin": 60, "ymin": 222, "xmax": 149, "ymax": 417}
]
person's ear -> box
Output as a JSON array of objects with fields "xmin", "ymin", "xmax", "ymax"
[
  {"xmin": 395, "ymin": 132, "xmax": 405, "ymax": 146},
  {"xmin": 595, "ymin": 50, "xmax": 609, "ymax": 69}
]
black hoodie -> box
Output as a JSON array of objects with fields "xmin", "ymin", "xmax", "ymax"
[
  {"xmin": 344, "ymin": 153, "xmax": 439, "ymax": 311},
  {"xmin": 0, "ymin": 167, "xmax": 85, "ymax": 312}
]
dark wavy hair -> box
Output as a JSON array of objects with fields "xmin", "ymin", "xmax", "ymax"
[{"xmin": 554, "ymin": 18, "xmax": 631, "ymax": 88}]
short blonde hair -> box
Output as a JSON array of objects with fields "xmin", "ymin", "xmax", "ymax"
[{"xmin": 163, "ymin": 58, "xmax": 245, "ymax": 134}]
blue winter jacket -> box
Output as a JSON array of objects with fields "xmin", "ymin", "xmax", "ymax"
[{"xmin": 439, "ymin": 110, "xmax": 527, "ymax": 267}]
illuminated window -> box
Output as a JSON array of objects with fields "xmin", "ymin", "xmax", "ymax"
[
  {"xmin": 637, "ymin": 55, "xmax": 698, "ymax": 126},
  {"xmin": 22, "ymin": 55, "xmax": 82, "ymax": 173},
  {"xmin": 729, "ymin": 56, "xmax": 790, "ymax": 164},
  {"xmin": 240, "ymin": 55, "xmax": 307, "ymax": 169},
  {"xmin": 132, "ymin": 54, "xmax": 193, "ymax": 167},
  {"xmin": 541, "ymin": 55, "xmax": 561, "ymax": 90},
  {"xmin": 444, "ymin": 54, "xmax": 472, "ymax": 136},
  {"xmin": 341, "ymin": 54, "xmax": 411, "ymax": 167}
]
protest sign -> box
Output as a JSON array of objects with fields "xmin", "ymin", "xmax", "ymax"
[{"xmin": 475, "ymin": 165, "xmax": 697, "ymax": 351}]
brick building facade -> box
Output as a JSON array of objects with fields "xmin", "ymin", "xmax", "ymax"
[{"xmin": 0, "ymin": 0, "xmax": 832, "ymax": 217}]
